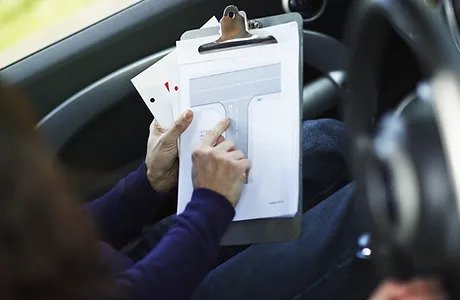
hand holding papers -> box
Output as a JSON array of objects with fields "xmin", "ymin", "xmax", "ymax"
[{"xmin": 132, "ymin": 6, "xmax": 303, "ymax": 244}]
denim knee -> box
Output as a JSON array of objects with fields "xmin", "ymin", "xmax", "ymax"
[{"xmin": 302, "ymin": 119, "xmax": 350, "ymax": 210}]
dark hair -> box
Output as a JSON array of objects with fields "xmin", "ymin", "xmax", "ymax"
[{"xmin": 0, "ymin": 85, "xmax": 110, "ymax": 299}]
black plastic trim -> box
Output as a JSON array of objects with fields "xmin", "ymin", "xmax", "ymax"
[{"xmin": 37, "ymin": 49, "xmax": 171, "ymax": 153}]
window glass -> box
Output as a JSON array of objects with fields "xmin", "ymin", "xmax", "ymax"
[{"xmin": 0, "ymin": 0, "xmax": 139, "ymax": 68}]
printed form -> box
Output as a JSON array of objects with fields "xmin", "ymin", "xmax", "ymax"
[{"xmin": 176, "ymin": 22, "xmax": 300, "ymax": 221}]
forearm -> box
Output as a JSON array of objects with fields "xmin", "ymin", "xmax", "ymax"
[
  {"xmin": 85, "ymin": 163, "xmax": 164, "ymax": 248},
  {"xmin": 115, "ymin": 189, "xmax": 234, "ymax": 300}
]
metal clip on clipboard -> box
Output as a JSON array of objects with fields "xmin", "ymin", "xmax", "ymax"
[
  {"xmin": 199, "ymin": 5, "xmax": 277, "ymax": 53},
  {"xmin": 180, "ymin": 7, "xmax": 304, "ymax": 246}
]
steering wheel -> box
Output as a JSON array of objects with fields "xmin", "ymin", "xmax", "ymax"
[{"xmin": 345, "ymin": 0, "xmax": 460, "ymax": 275}]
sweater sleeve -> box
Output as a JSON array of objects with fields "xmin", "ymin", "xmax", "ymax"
[
  {"xmin": 85, "ymin": 163, "xmax": 164, "ymax": 248},
  {"xmin": 114, "ymin": 188, "xmax": 235, "ymax": 300}
]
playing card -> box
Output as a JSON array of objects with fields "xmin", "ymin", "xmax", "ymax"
[
  {"xmin": 131, "ymin": 16, "xmax": 219, "ymax": 128},
  {"xmin": 132, "ymin": 51, "xmax": 179, "ymax": 127}
]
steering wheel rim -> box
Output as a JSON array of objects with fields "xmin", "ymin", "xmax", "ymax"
[
  {"xmin": 345, "ymin": 0, "xmax": 460, "ymax": 251},
  {"xmin": 345, "ymin": 0, "xmax": 460, "ymax": 136}
]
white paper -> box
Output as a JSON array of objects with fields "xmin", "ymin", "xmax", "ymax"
[
  {"xmin": 177, "ymin": 22, "xmax": 300, "ymax": 221},
  {"xmin": 131, "ymin": 16, "xmax": 219, "ymax": 128}
]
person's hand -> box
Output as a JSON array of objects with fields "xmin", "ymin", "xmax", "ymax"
[
  {"xmin": 370, "ymin": 278, "xmax": 448, "ymax": 300},
  {"xmin": 145, "ymin": 110, "xmax": 194, "ymax": 193},
  {"xmin": 191, "ymin": 118, "xmax": 250, "ymax": 206}
]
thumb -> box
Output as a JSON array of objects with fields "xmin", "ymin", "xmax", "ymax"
[{"xmin": 163, "ymin": 110, "xmax": 194, "ymax": 142}]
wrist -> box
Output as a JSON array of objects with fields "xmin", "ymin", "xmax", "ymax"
[
  {"xmin": 193, "ymin": 186, "xmax": 236, "ymax": 207},
  {"xmin": 146, "ymin": 168, "xmax": 170, "ymax": 194},
  {"xmin": 192, "ymin": 188, "xmax": 235, "ymax": 214}
]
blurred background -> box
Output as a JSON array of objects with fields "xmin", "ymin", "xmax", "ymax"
[{"xmin": 0, "ymin": 0, "xmax": 140, "ymax": 68}]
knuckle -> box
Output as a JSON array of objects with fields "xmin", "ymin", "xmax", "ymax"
[
  {"xmin": 192, "ymin": 148, "xmax": 202, "ymax": 158},
  {"xmin": 245, "ymin": 163, "xmax": 251, "ymax": 171},
  {"xmin": 197, "ymin": 147, "xmax": 213, "ymax": 159},
  {"xmin": 236, "ymin": 160, "xmax": 247, "ymax": 169},
  {"xmin": 158, "ymin": 136, "xmax": 175, "ymax": 149},
  {"xmin": 223, "ymin": 160, "xmax": 233, "ymax": 170},
  {"xmin": 192, "ymin": 150, "xmax": 198, "ymax": 158},
  {"xmin": 210, "ymin": 149, "xmax": 220, "ymax": 159},
  {"xmin": 229, "ymin": 160, "xmax": 239, "ymax": 169},
  {"xmin": 174, "ymin": 120, "xmax": 184, "ymax": 130},
  {"xmin": 156, "ymin": 137, "xmax": 165, "ymax": 147}
]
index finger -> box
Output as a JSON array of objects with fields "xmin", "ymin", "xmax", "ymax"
[{"xmin": 202, "ymin": 118, "xmax": 231, "ymax": 146}]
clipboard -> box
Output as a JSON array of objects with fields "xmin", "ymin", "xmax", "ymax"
[{"xmin": 179, "ymin": 6, "xmax": 303, "ymax": 245}]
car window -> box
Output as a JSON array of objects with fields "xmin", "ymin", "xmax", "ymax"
[{"xmin": 0, "ymin": 0, "xmax": 140, "ymax": 69}]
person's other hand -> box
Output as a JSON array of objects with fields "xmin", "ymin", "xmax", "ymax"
[
  {"xmin": 192, "ymin": 118, "xmax": 250, "ymax": 206},
  {"xmin": 370, "ymin": 278, "xmax": 448, "ymax": 300},
  {"xmin": 145, "ymin": 110, "xmax": 194, "ymax": 193}
]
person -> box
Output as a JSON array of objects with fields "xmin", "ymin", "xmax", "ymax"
[
  {"xmin": 88, "ymin": 113, "xmax": 250, "ymax": 300},
  {"xmin": 0, "ymin": 83, "xmax": 249, "ymax": 299},
  {"xmin": 0, "ymin": 85, "xmax": 108, "ymax": 299},
  {"xmin": 0, "ymin": 83, "xmax": 449, "ymax": 299},
  {"xmin": 90, "ymin": 107, "xmax": 448, "ymax": 299},
  {"xmin": 169, "ymin": 119, "xmax": 380, "ymax": 300},
  {"xmin": 370, "ymin": 279, "xmax": 447, "ymax": 300}
]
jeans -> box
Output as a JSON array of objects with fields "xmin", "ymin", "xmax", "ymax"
[{"xmin": 131, "ymin": 119, "xmax": 379, "ymax": 299}]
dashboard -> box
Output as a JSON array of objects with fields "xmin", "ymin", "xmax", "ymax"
[{"xmin": 280, "ymin": 0, "xmax": 460, "ymax": 54}]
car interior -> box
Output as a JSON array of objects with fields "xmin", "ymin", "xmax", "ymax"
[
  {"xmin": 0, "ymin": 0, "xmax": 351, "ymax": 214},
  {"xmin": 1, "ymin": 0, "xmax": 460, "ymax": 275}
]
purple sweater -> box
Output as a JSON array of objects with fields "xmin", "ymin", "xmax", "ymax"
[{"xmin": 85, "ymin": 163, "xmax": 235, "ymax": 299}]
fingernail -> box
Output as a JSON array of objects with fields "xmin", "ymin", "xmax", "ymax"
[{"xmin": 183, "ymin": 110, "xmax": 193, "ymax": 120}]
